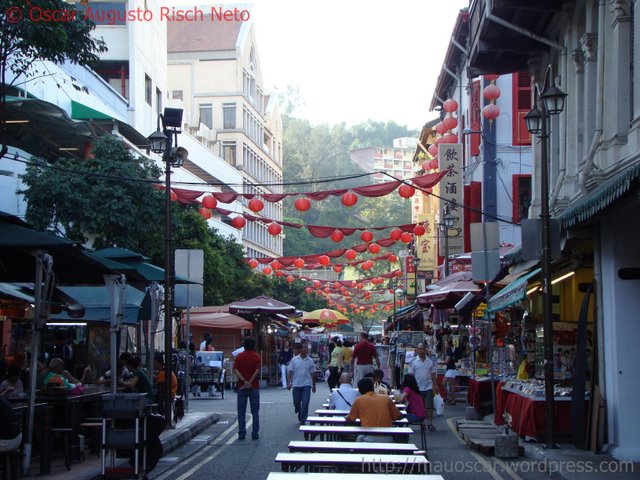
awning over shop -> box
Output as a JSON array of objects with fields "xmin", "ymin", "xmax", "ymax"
[
  {"xmin": 417, "ymin": 271, "xmax": 482, "ymax": 309},
  {"xmin": 0, "ymin": 283, "xmax": 85, "ymax": 317},
  {"xmin": 559, "ymin": 162, "xmax": 640, "ymax": 229},
  {"xmin": 180, "ymin": 311, "xmax": 252, "ymax": 329},
  {"xmin": 50, "ymin": 285, "xmax": 148, "ymax": 324},
  {"xmin": 487, "ymin": 268, "xmax": 541, "ymax": 313}
]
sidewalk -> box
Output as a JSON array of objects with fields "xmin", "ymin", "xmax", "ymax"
[{"xmin": 22, "ymin": 410, "xmax": 220, "ymax": 480}]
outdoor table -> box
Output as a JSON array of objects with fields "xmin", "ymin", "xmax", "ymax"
[
  {"xmin": 299, "ymin": 425, "xmax": 413, "ymax": 442},
  {"xmin": 306, "ymin": 416, "xmax": 408, "ymax": 427},
  {"xmin": 275, "ymin": 452, "xmax": 429, "ymax": 473},
  {"xmin": 467, "ymin": 377, "xmax": 495, "ymax": 412},
  {"xmin": 36, "ymin": 385, "xmax": 113, "ymax": 462},
  {"xmin": 322, "ymin": 402, "xmax": 405, "ymax": 409},
  {"xmin": 315, "ymin": 408, "xmax": 405, "ymax": 416},
  {"xmin": 267, "ymin": 474, "xmax": 444, "ymax": 480},
  {"xmin": 288, "ymin": 441, "xmax": 419, "ymax": 455}
]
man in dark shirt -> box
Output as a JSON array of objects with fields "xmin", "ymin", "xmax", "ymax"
[
  {"xmin": 351, "ymin": 332, "xmax": 379, "ymax": 386},
  {"xmin": 233, "ymin": 337, "xmax": 261, "ymax": 440}
]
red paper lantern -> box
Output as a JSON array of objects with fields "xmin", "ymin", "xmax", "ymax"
[
  {"xmin": 398, "ymin": 184, "xmax": 415, "ymax": 198},
  {"xmin": 413, "ymin": 224, "xmax": 426, "ymax": 236},
  {"xmin": 333, "ymin": 282, "xmax": 341, "ymax": 290},
  {"xmin": 331, "ymin": 229, "xmax": 344, "ymax": 242},
  {"xmin": 201, "ymin": 194, "xmax": 217, "ymax": 209},
  {"xmin": 443, "ymin": 116, "xmax": 458, "ymax": 131},
  {"xmin": 435, "ymin": 137, "xmax": 444, "ymax": 145},
  {"xmin": 231, "ymin": 216, "xmax": 246, "ymax": 229},
  {"xmin": 388, "ymin": 254, "xmax": 398, "ymax": 263},
  {"xmin": 271, "ymin": 260, "xmax": 282, "ymax": 270},
  {"xmin": 323, "ymin": 287, "xmax": 331, "ymax": 294},
  {"xmin": 427, "ymin": 144, "xmax": 438, "ymax": 157},
  {"xmin": 248, "ymin": 198, "xmax": 264, "ymax": 213},
  {"xmin": 248, "ymin": 258, "xmax": 259, "ymax": 269},
  {"xmin": 198, "ymin": 207, "xmax": 212, "ymax": 220},
  {"xmin": 429, "ymin": 158, "xmax": 439, "ymax": 170},
  {"xmin": 443, "ymin": 132, "xmax": 458, "ymax": 144},
  {"xmin": 275, "ymin": 270, "xmax": 284, "ymax": 277},
  {"xmin": 262, "ymin": 267, "xmax": 272, "ymax": 275},
  {"xmin": 341, "ymin": 192, "xmax": 358, "ymax": 207},
  {"xmin": 368, "ymin": 243, "xmax": 380, "ymax": 254},
  {"xmin": 286, "ymin": 275, "xmax": 295, "ymax": 283},
  {"xmin": 356, "ymin": 283, "xmax": 364, "ymax": 290},
  {"xmin": 435, "ymin": 122, "xmax": 447, "ymax": 135},
  {"xmin": 483, "ymin": 84, "xmax": 501, "ymax": 101},
  {"xmin": 345, "ymin": 249, "xmax": 357, "ymax": 260},
  {"xmin": 312, "ymin": 280, "xmax": 321, "ymax": 288},
  {"xmin": 294, "ymin": 197, "xmax": 311, "ymax": 212},
  {"xmin": 390, "ymin": 229, "xmax": 403, "ymax": 241},
  {"xmin": 268, "ymin": 223, "xmax": 282, "ymax": 236},
  {"xmin": 400, "ymin": 232, "xmax": 413, "ymax": 243},
  {"xmin": 318, "ymin": 255, "xmax": 331, "ymax": 266},
  {"xmin": 421, "ymin": 160, "xmax": 431, "ymax": 171},
  {"xmin": 350, "ymin": 280, "xmax": 357, "ymax": 288},
  {"xmin": 482, "ymin": 104, "xmax": 500, "ymax": 121},
  {"xmin": 360, "ymin": 231, "xmax": 373, "ymax": 242},
  {"xmin": 170, "ymin": 191, "xmax": 178, "ymax": 202},
  {"xmin": 395, "ymin": 270, "xmax": 403, "ymax": 277},
  {"xmin": 443, "ymin": 98, "xmax": 459, "ymax": 112},
  {"xmin": 333, "ymin": 265, "xmax": 342, "ymax": 273},
  {"xmin": 484, "ymin": 74, "xmax": 500, "ymax": 81},
  {"xmin": 293, "ymin": 258, "xmax": 305, "ymax": 268},
  {"xmin": 305, "ymin": 287, "xmax": 313, "ymax": 294}
]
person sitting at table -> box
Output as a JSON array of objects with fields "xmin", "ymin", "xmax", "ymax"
[
  {"xmin": 328, "ymin": 373, "xmax": 359, "ymax": 410},
  {"xmin": 43, "ymin": 357, "xmax": 81, "ymax": 391},
  {"xmin": 0, "ymin": 396, "xmax": 21, "ymax": 452},
  {"xmin": 154, "ymin": 354, "xmax": 177, "ymax": 400},
  {"xmin": 119, "ymin": 355, "xmax": 154, "ymax": 399},
  {"xmin": 345, "ymin": 377, "xmax": 402, "ymax": 442},
  {"xmin": 97, "ymin": 352, "xmax": 133, "ymax": 385},
  {"xmin": 371, "ymin": 369, "xmax": 391, "ymax": 395},
  {"xmin": 399, "ymin": 373, "xmax": 426, "ymax": 424},
  {"xmin": 0, "ymin": 364, "xmax": 25, "ymax": 400}
]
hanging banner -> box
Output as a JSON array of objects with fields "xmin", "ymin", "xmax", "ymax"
[
  {"xmin": 438, "ymin": 143, "xmax": 464, "ymax": 257},
  {"xmin": 416, "ymin": 212, "xmax": 437, "ymax": 278}
]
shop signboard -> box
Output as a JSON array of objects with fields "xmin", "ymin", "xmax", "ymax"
[
  {"xmin": 416, "ymin": 212, "xmax": 437, "ymax": 274},
  {"xmin": 438, "ymin": 143, "xmax": 464, "ymax": 256}
]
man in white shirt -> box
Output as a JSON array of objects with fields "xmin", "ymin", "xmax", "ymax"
[
  {"xmin": 408, "ymin": 343, "xmax": 438, "ymax": 431},
  {"xmin": 287, "ymin": 342, "xmax": 317, "ymax": 424},
  {"xmin": 328, "ymin": 373, "xmax": 360, "ymax": 410}
]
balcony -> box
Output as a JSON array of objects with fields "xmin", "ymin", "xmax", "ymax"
[{"xmin": 467, "ymin": 0, "xmax": 566, "ymax": 76}]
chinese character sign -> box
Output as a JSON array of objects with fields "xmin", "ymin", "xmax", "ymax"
[
  {"xmin": 416, "ymin": 212, "xmax": 437, "ymax": 275},
  {"xmin": 438, "ymin": 143, "xmax": 464, "ymax": 257}
]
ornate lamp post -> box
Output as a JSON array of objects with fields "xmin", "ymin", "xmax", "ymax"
[
  {"xmin": 524, "ymin": 65, "xmax": 566, "ymax": 449},
  {"xmin": 148, "ymin": 107, "xmax": 188, "ymax": 428}
]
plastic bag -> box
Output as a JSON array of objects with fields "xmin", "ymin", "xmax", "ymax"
[
  {"xmin": 434, "ymin": 393, "xmax": 445, "ymax": 416},
  {"xmin": 517, "ymin": 360, "xmax": 529, "ymax": 380}
]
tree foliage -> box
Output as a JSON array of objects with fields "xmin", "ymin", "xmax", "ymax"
[{"xmin": 0, "ymin": 0, "xmax": 107, "ymax": 157}]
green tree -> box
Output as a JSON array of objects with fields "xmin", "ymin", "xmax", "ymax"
[{"xmin": 0, "ymin": 0, "xmax": 107, "ymax": 157}]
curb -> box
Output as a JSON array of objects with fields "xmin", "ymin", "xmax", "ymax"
[{"xmin": 161, "ymin": 412, "xmax": 221, "ymax": 454}]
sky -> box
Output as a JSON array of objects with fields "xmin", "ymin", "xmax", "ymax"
[{"xmin": 164, "ymin": 0, "xmax": 469, "ymax": 130}]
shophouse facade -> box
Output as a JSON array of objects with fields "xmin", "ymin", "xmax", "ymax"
[{"xmin": 467, "ymin": 0, "xmax": 640, "ymax": 461}]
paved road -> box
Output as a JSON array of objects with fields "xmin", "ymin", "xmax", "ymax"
[{"xmin": 148, "ymin": 384, "xmax": 550, "ymax": 480}]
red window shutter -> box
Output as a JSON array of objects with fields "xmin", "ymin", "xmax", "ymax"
[
  {"xmin": 512, "ymin": 72, "xmax": 532, "ymax": 146},
  {"xmin": 470, "ymin": 80, "xmax": 481, "ymax": 155}
]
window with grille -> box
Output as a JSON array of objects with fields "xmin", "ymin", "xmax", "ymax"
[{"xmin": 512, "ymin": 72, "xmax": 532, "ymax": 146}]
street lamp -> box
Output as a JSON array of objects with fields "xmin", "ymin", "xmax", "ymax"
[
  {"xmin": 438, "ymin": 205, "xmax": 456, "ymax": 277},
  {"xmin": 147, "ymin": 107, "xmax": 188, "ymax": 428},
  {"xmin": 525, "ymin": 65, "xmax": 566, "ymax": 449}
]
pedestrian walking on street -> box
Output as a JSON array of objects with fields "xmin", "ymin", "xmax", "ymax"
[
  {"xmin": 278, "ymin": 340, "xmax": 293, "ymax": 389},
  {"xmin": 327, "ymin": 337, "xmax": 344, "ymax": 392},
  {"xmin": 351, "ymin": 332, "xmax": 379, "ymax": 386},
  {"xmin": 408, "ymin": 343, "xmax": 438, "ymax": 431},
  {"xmin": 287, "ymin": 342, "xmax": 316, "ymax": 424},
  {"xmin": 233, "ymin": 337, "xmax": 261, "ymax": 440}
]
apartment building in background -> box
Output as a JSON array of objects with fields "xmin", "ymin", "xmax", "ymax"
[
  {"xmin": 349, "ymin": 137, "xmax": 418, "ymax": 184},
  {"xmin": 167, "ymin": 11, "xmax": 284, "ymax": 259}
]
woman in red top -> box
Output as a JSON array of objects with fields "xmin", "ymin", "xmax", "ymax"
[
  {"xmin": 233, "ymin": 337, "xmax": 261, "ymax": 440},
  {"xmin": 400, "ymin": 373, "xmax": 426, "ymax": 423}
]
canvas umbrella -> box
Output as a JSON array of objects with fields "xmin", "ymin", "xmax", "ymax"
[{"xmin": 303, "ymin": 308, "xmax": 348, "ymax": 324}]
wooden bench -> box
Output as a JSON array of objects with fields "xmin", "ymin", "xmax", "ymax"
[
  {"xmin": 275, "ymin": 452, "xmax": 429, "ymax": 474},
  {"xmin": 299, "ymin": 425, "xmax": 413, "ymax": 442},
  {"xmin": 288, "ymin": 441, "xmax": 419, "ymax": 455},
  {"xmin": 306, "ymin": 416, "xmax": 408, "ymax": 426},
  {"xmin": 268, "ymin": 474, "xmax": 444, "ymax": 480}
]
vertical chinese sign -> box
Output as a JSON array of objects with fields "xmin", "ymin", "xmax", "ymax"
[
  {"xmin": 438, "ymin": 143, "xmax": 464, "ymax": 257},
  {"xmin": 416, "ymin": 212, "xmax": 436, "ymax": 280}
]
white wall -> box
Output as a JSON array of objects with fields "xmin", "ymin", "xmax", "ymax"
[{"xmin": 600, "ymin": 200, "xmax": 640, "ymax": 461}]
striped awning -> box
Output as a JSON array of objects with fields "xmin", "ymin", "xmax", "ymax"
[{"xmin": 559, "ymin": 162, "xmax": 640, "ymax": 229}]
